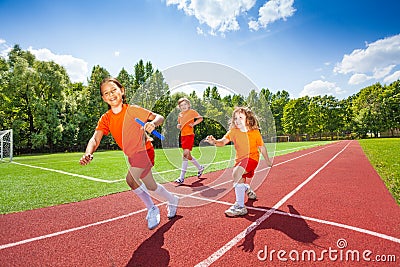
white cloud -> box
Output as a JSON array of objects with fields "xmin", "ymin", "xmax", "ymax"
[
  {"xmin": 348, "ymin": 73, "xmax": 372, "ymax": 85},
  {"xmin": 300, "ymin": 80, "xmax": 345, "ymax": 97},
  {"xmin": 114, "ymin": 51, "xmax": 120, "ymax": 57},
  {"xmin": 166, "ymin": 0, "xmax": 256, "ymax": 35},
  {"xmin": 334, "ymin": 34, "xmax": 400, "ymax": 84},
  {"xmin": 28, "ymin": 47, "xmax": 88, "ymax": 83},
  {"xmin": 383, "ymin": 70, "xmax": 400, "ymax": 84},
  {"xmin": 248, "ymin": 0, "xmax": 296, "ymax": 31},
  {"xmin": 196, "ymin": 26, "xmax": 205, "ymax": 36},
  {"xmin": 0, "ymin": 39, "xmax": 12, "ymax": 58}
]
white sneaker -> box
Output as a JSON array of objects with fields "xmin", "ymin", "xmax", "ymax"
[
  {"xmin": 197, "ymin": 165, "xmax": 205, "ymax": 177},
  {"xmin": 146, "ymin": 206, "xmax": 160, "ymax": 230},
  {"xmin": 225, "ymin": 203, "xmax": 248, "ymax": 217},
  {"xmin": 175, "ymin": 177, "xmax": 184, "ymax": 184},
  {"xmin": 246, "ymin": 187, "xmax": 257, "ymax": 200},
  {"xmin": 167, "ymin": 196, "xmax": 179, "ymax": 219}
]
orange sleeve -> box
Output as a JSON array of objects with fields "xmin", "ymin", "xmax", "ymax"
[
  {"xmin": 223, "ymin": 130, "xmax": 232, "ymax": 142},
  {"xmin": 96, "ymin": 112, "xmax": 110, "ymax": 136}
]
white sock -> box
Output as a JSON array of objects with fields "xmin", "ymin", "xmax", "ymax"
[
  {"xmin": 234, "ymin": 183, "xmax": 247, "ymax": 207},
  {"xmin": 180, "ymin": 159, "xmax": 188, "ymax": 179},
  {"xmin": 191, "ymin": 157, "xmax": 202, "ymax": 169},
  {"xmin": 132, "ymin": 184, "xmax": 154, "ymax": 210},
  {"xmin": 244, "ymin": 183, "xmax": 250, "ymax": 191},
  {"xmin": 155, "ymin": 183, "xmax": 175, "ymax": 203}
]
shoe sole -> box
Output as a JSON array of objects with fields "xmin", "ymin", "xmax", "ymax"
[{"xmin": 224, "ymin": 210, "xmax": 248, "ymax": 217}]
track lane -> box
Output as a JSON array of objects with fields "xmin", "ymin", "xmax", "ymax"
[{"xmin": 1, "ymin": 141, "xmax": 398, "ymax": 266}]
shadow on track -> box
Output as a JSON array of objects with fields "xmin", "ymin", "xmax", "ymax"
[
  {"xmin": 126, "ymin": 215, "xmax": 183, "ymax": 267},
  {"xmin": 238, "ymin": 203, "xmax": 320, "ymax": 252}
]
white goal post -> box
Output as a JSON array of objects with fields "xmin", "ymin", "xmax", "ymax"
[
  {"xmin": 0, "ymin": 129, "xmax": 13, "ymax": 162},
  {"xmin": 271, "ymin": 135, "xmax": 290, "ymax": 142}
]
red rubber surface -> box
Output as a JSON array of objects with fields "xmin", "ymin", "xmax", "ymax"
[{"xmin": 1, "ymin": 141, "xmax": 399, "ymax": 266}]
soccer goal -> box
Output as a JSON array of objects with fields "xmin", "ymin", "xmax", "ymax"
[
  {"xmin": 271, "ymin": 135, "xmax": 290, "ymax": 142},
  {"xmin": 0, "ymin": 129, "xmax": 13, "ymax": 162}
]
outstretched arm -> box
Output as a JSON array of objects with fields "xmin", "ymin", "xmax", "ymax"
[
  {"xmin": 259, "ymin": 145, "xmax": 272, "ymax": 167},
  {"xmin": 79, "ymin": 130, "xmax": 104, "ymax": 165},
  {"xmin": 205, "ymin": 135, "xmax": 230, "ymax": 147}
]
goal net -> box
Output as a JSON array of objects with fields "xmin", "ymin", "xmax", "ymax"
[
  {"xmin": 271, "ymin": 135, "xmax": 290, "ymax": 142},
  {"xmin": 0, "ymin": 129, "xmax": 13, "ymax": 162}
]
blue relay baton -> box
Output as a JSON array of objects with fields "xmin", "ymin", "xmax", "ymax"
[{"xmin": 135, "ymin": 118, "xmax": 165, "ymax": 141}]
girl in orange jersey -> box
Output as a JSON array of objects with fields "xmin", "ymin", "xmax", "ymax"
[
  {"xmin": 175, "ymin": 97, "xmax": 204, "ymax": 184},
  {"xmin": 206, "ymin": 107, "xmax": 272, "ymax": 217},
  {"xmin": 79, "ymin": 77, "xmax": 178, "ymax": 230}
]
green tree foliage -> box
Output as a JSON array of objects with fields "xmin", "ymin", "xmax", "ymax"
[
  {"xmin": 282, "ymin": 97, "xmax": 309, "ymax": 140},
  {"xmin": 351, "ymin": 83, "xmax": 385, "ymax": 138},
  {"xmin": 270, "ymin": 90, "xmax": 290, "ymax": 136},
  {"xmin": 2, "ymin": 45, "xmax": 399, "ymax": 154}
]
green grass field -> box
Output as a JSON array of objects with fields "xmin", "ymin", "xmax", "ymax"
[
  {"xmin": 358, "ymin": 138, "xmax": 400, "ymax": 205},
  {"xmin": 3, "ymin": 139, "xmax": 398, "ymax": 214}
]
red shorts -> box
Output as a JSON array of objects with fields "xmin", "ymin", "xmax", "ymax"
[
  {"xmin": 235, "ymin": 158, "xmax": 259, "ymax": 178},
  {"xmin": 181, "ymin": 134, "xmax": 195, "ymax": 150},
  {"xmin": 128, "ymin": 148, "xmax": 155, "ymax": 178}
]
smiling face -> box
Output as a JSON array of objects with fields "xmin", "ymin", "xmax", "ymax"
[
  {"xmin": 101, "ymin": 81, "xmax": 125, "ymax": 108},
  {"xmin": 178, "ymin": 100, "xmax": 190, "ymax": 112},
  {"xmin": 233, "ymin": 111, "xmax": 248, "ymax": 131}
]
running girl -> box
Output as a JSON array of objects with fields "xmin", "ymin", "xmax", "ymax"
[
  {"xmin": 79, "ymin": 77, "xmax": 178, "ymax": 229},
  {"xmin": 175, "ymin": 97, "xmax": 204, "ymax": 184},
  {"xmin": 205, "ymin": 107, "xmax": 272, "ymax": 217}
]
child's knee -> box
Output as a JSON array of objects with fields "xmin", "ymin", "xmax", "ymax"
[
  {"xmin": 232, "ymin": 167, "xmax": 245, "ymax": 183},
  {"xmin": 183, "ymin": 150, "xmax": 192, "ymax": 159}
]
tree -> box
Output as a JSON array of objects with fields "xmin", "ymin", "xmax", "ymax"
[
  {"xmin": 270, "ymin": 90, "xmax": 290, "ymax": 136},
  {"xmin": 282, "ymin": 97, "xmax": 309, "ymax": 140},
  {"xmin": 351, "ymin": 83, "xmax": 384, "ymax": 137},
  {"xmin": 381, "ymin": 80, "xmax": 400, "ymax": 136},
  {"xmin": 77, "ymin": 65, "xmax": 111, "ymax": 150},
  {"xmin": 117, "ymin": 68, "xmax": 134, "ymax": 103},
  {"xmin": 31, "ymin": 60, "xmax": 70, "ymax": 151}
]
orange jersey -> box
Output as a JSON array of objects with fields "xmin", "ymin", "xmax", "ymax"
[
  {"xmin": 178, "ymin": 109, "xmax": 201, "ymax": 136},
  {"xmin": 96, "ymin": 104, "xmax": 153, "ymax": 156},
  {"xmin": 223, "ymin": 128, "xmax": 264, "ymax": 164}
]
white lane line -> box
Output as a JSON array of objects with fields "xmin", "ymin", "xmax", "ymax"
[
  {"xmin": 11, "ymin": 161, "xmax": 118, "ymax": 183},
  {"xmin": 194, "ymin": 141, "xmax": 352, "ymax": 267},
  {"xmin": 0, "ymin": 142, "xmax": 339, "ymax": 250},
  {"xmin": 174, "ymin": 194, "xmax": 400, "ymax": 244},
  {"xmin": 0, "ymin": 208, "xmax": 147, "ymax": 250}
]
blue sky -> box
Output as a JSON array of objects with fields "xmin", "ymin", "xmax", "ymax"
[{"xmin": 1, "ymin": 0, "xmax": 399, "ymax": 99}]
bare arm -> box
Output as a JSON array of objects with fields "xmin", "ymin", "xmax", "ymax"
[
  {"xmin": 79, "ymin": 130, "xmax": 104, "ymax": 165},
  {"xmin": 190, "ymin": 116, "xmax": 203, "ymax": 127},
  {"xmin": 144, "ymin": 113, "xmax": 164, "ymax": 133},
  {"xmin": 205, "ymin": 135, "xmax": 230, "ymax": 147},
  {"xmin": 259, "ymin": 145, "xmax": 272, "ymax": 167}
]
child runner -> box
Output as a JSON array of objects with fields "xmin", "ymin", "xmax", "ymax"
[
  {"xmin": 205, "ymin": 107, "xmax": 272, "ymax": 217},
  {"xmin": 175, "ymin": 97, "xmax": 204, "ymax": 184},
  {"xmin": 79, "ymin": 77, "xmax": 178, "ymax": 230}
]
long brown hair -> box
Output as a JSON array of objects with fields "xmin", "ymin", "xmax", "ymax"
[
  {"xmin": 229, "ymin": 107, "xmax": 260, "ymax": 130},
  {"xmin": 100, "ymin": 77, "xmax": 127, "ymax": 109}
]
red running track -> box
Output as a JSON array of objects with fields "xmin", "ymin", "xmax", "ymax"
[{"xmin": 1, "ymin": 140, "xmax": 399, "ymax": 266}]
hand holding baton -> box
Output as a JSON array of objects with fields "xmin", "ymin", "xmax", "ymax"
[{"xmin": 135, "ymin": 118, "xmax": 165, "ymax": 140}]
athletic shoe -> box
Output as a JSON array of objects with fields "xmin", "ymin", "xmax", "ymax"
[
  {"xmin": 224, "ymin": 203, "xmax": 248, "ymax": 217},
  {"xmin": 197, "ymin": 166, "xmax": 205, "ymax": 177},
  {"xmin": 246, "ymin": 187, "xmax": 257, "ymax": 200},
  {"xmin": 146, "ymin": 206, "xmax": 160, "ymax": 230},
  {"xmin": 167, "ymin": 196, "xmax": 179, "ymax": 219},
  {"xmin": 175, "ymin": 177, "xmax": 184, "ymax": 184}
]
